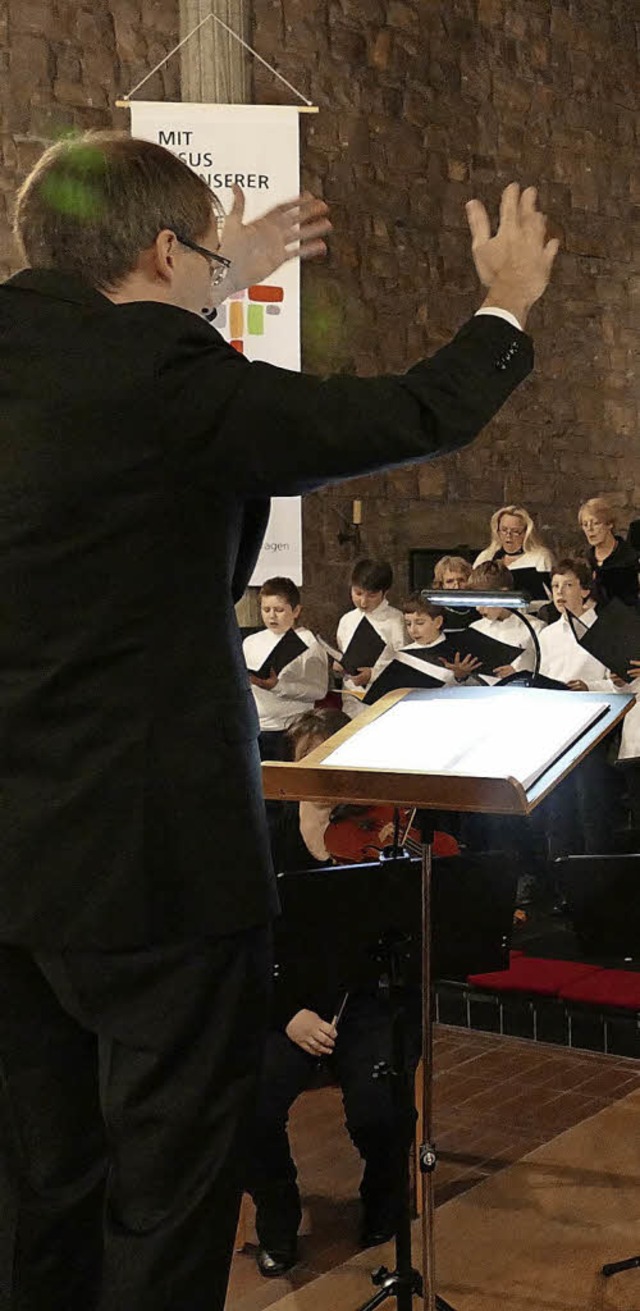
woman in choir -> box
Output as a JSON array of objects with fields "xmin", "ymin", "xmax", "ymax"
[
  {"xmin": 432, "ymin": 555, "xmax": 472, "ymax": 589},
  {"xmin": 578, "ymin": 496, "xmax": 639, "ymax": 608},
  {"xmin": 474, "ymin": 503, "xmax": 554, "ymax": 599},
  {"xmin": 432, "ymin": 555, "xmax": 476, "ymax": 631}
]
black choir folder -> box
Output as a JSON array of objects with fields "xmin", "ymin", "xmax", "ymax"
[
  {"xmin": 438, "ymin": 627, "xmax": 523, "ymax": 673},
  {"xmin": 567, "ymin": 598, "xmax": 640, "ymax": 682},
  {"xmin": 363, "ymin": 651, "xmax": 446, "ymax": 705},
  {"xmin": 317, "ymin": 616, "xmax": 386, "ymax": 676},
  {"xmin": 247, "ymin": 627, "xmax": 308, "ymax": 679},
  {"xmin": 506, "ymin": 566, "xmax": 551, "ymax": 601}
]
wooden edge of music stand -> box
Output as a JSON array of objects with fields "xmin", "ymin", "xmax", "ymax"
[{"xmin": 262, "ymin": 686, "xmax": 633, "ymax": 816}]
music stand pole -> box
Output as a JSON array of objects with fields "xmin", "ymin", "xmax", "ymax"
[{"xmin": 419, "ymin": 822, "xmax": 456, "ymax": 1311}]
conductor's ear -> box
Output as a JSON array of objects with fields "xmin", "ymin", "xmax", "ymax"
[{"xmin": 152, "ymin": 229, "xmax": 179, "ymax": 282}]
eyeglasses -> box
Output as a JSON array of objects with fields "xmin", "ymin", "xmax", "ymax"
[
  {"xmin": 499, "ymin": 525, "xmax": 525, "ymax": 537},
  {"xmin": 174, "ymin": 233, "xmax": 231, "ymax": 287}
]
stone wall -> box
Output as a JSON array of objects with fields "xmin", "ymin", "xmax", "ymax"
[
  {"xmin": 0, "ymin": 0, "xmax": 179, "ymax": 279},
  {"xmin": 252, "ymin": 0, "xmax": 640, "ymax": 635},
  {"xmin": 2, "ymin": 2, "xmax": 639, "ymax": 637}
]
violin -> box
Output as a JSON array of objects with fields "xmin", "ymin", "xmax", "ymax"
[{"xmin": 324, "ymin": 804, "xmax": 459, "ymax": 864}]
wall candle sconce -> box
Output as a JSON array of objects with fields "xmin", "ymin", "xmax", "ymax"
[{"xmin": 336, "ymin": 500, "xmax": 363, "ymax": 549}]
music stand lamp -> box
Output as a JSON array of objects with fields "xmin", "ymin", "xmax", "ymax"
[
  {"xmin": 263, "ymin": 681, "xmax": 632, "ymax": 1311},
  {"xmin": 422, "ymin": 587, "xmax": 542, "ymax": 680}
]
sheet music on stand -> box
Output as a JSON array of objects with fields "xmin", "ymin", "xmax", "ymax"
[{"xmin": 322, "ymin": 686, "xmax": 609, "ymax": 792}]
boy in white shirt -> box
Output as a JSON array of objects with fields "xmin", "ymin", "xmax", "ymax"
[
  {"xmin": 243, "ymin": 577, "xmax": 329, "ymax": 760},
  {"xmin": 336, "ymin": 559, "xmax": 406, "ymax": 718},
  {"xmin": 466, "ymin": 559, "xmax": 546, "ymax": 680},
  {"xmin": 539, "ymin": 558, "xmax": 614, "ymax": 690},
  {"xmin": 536, "ymin": 558, "xmax": 617, "ymax": 858},
  {"xmin": 334, "ymin": 553, "xmax": 403, "ymax": 718},
  {"xmin": 401, "ymin": 595, "xmax": 456, "ymax": 684}
]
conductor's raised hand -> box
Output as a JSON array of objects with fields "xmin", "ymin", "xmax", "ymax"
[
  {"xmin": 466, "ymin": 183, "xmax": 559, "ymax": 326},
  {"xmin": 216, "ymin": 186, "xmax": 331, "ymax": 300}
]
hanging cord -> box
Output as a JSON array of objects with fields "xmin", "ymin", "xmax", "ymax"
[{"xmin": 121, "ymin": 10, "xmax": 314, "ymax": 107}]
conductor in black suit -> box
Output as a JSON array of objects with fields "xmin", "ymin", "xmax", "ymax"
[{"xmin": 0, "ymin": 131, "xmax": 558, "ymax": 1310}]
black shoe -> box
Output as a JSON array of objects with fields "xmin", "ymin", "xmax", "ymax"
[
  {"xmin": 360, "ymin": 1221, "xmax": 396, "ymax": 1249},
  {"xmin": 256, "ymin": 1244, "xmax": 298, "ymax": 1277}
]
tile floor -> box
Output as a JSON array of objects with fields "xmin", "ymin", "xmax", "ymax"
[{"xmin": 226, "ymin": 1023, "xmax": 640, "ymax": 1310}]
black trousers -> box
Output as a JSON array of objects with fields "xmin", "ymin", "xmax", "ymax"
[
  {"xmin": 0, "ymin": 926, "xmax": 270, "ymax": 1311},
  {"xmin": 245, "ymin": 993, "xmax": 419, "ymax": 1252}
]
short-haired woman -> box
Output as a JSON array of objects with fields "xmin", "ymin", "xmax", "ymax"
[{"xmin": 578, "ymin": 496, "xmax": 639, "ymax": 608}]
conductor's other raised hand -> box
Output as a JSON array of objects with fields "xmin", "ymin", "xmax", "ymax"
[
  {"xmin": 466, "ymin": 183, "xmax": 559, "ymax": 328},
  {"xmin": 215, "ymin": 186, "xmax": 331, "ymax": 302}
]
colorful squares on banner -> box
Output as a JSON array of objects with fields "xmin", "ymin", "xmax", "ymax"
[
  {"xmin": 223, "ymin": 284, "xmax": 285, "ymax": 353},
  {"xmin": 248, "ymin": 284, "xmax": 284, "ymax": 303},
  {"xmin": 229, "ymin": 302, "xmax": 244, "ymax": 338},
  {"xmin": 247, "ymin": 305, "xmax": 264, "ymax": 335}
]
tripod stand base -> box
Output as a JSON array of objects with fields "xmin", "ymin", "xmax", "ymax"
[
  {"xmin": 357, "ymin": 1263, "xmax": 422, "ymax": 1311},
  {"xmin": 357, "ymin": 1263, "xmax": 458, "ymax": 1311},
  {"xmin": 602, "ymin": 1254, "xmax": 640, "ymax": 1277}
]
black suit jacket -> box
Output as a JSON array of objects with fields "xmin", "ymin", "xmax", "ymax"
[{"xmin": 0, "ymin": 270, "xmax": 532, "ymax": 947}]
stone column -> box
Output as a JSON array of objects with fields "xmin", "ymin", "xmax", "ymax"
[
  {"xmin": 179, "ymin": 1, "xmax": 260, "ymax": 626},
  {"xmin": 179, "ymin": 0, "xmax": 250, "ymax": 104}
]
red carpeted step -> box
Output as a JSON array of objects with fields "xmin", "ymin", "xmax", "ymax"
[
  {"xmin": 558, "ymin": 968, "xmax": 640, "ymax": 1010},
  {"xmin": 468, "ymin": 952, "xmax": 602, "ymax": 996}
]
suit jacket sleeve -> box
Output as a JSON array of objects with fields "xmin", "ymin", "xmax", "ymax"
[
  {"xmin": 232, "ymin": 498, "xmax": 271, "ymax": 602},
  {"xmin": 153, "ymin": 312, "xmax": 533, "ymax": 496}
]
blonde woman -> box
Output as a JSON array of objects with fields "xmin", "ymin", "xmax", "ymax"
[
  {"xmin": 474, "ymin": 504, "xmax": 553, "ymax": 574},
  {"xmin": 578, "ymin": 496, "xmax": 639, "ymax": 608}
]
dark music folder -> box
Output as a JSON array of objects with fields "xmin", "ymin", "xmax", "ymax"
[
  {"xmin": 567, "ymin": 598, "xmax": 640, "ymax": 682},
  {"xmin": 439, "ymin": 627, "xmax": 523, "ymax": 673},
  {"xmin": 247, "ymin": 627, "xmax": 309, "ymax": 679},
  {"xmin": 400, "ymin": 643, "xmax": 449, "ymax": 664},
  {"xmin": 363, "ymin": 654, "xmax": 446, "ymax": 705},
  {"xmin": 506, "ymin": 566, "xmax": 552, "ymax": 601},
  {"xmin": 442, "ymin": 605, "xmax": 479, "ymax": 631},
  {"xmin": 318, "ymin": 616, "xmax": 386, "ymax": 676}
]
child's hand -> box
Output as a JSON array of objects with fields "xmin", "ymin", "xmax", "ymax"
[
  {"xmin": 440, "ymin": 653, "xmax": 482, "ymax": 681},
  {"xmin": 250, "ymin": 669, "xmax": 278, "ymax": 690},
  {"xmin": 332, "ymin": 659, "xmax": 344, "ymax": 675},
  {"xmin": 286, "ymin": 1009, "xmax": 338, "ymax": 1056},
  {"xmin": 568, "ymin": 679, "xmax": 588, "ymax": 691},
  {"xmin": 350, "ymin": 666, "xmax": 372, "ymax": 687},
  {"xmin": 627, "ymin": 660, "xmax": 640, "ymax": 681},
  {"xmin": 494, "ymin": 664, "xmax": 516, "ymax": 678}
]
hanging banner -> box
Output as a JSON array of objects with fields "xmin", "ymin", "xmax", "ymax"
[{"xmin": 129, "ymin": 101, "xmax": 303, "ymax": 583}]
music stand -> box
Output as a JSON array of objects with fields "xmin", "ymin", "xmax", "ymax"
[{"xmin": 263, "ymin": 684, "xmax": 633, "ymax": 1311}]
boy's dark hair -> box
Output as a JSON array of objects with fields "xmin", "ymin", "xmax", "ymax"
[
  {"xmin": 468, "ymin": 560, "xmax": 512, "ymax": 592},
  {"xmin": 285, "ymin": 707, "xmax": 349, "ymax": 760},
  {"xmin": 259, "ymin": 577, "xmax": 301, "ymax": 608},
  {"xmin": 350, "ymin": 557, "xmax": 393, "ymax": 593},
  {"xmin": 14, "ymin": 131, "xmax": 215, "ymax": 290},
  {"xmin": 553, "ymin": 557, "xmax": 594, "ymax": 593},
  {"xmin": 401, "ymin": 593, "xmax": 445, "ymax": 621}
]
